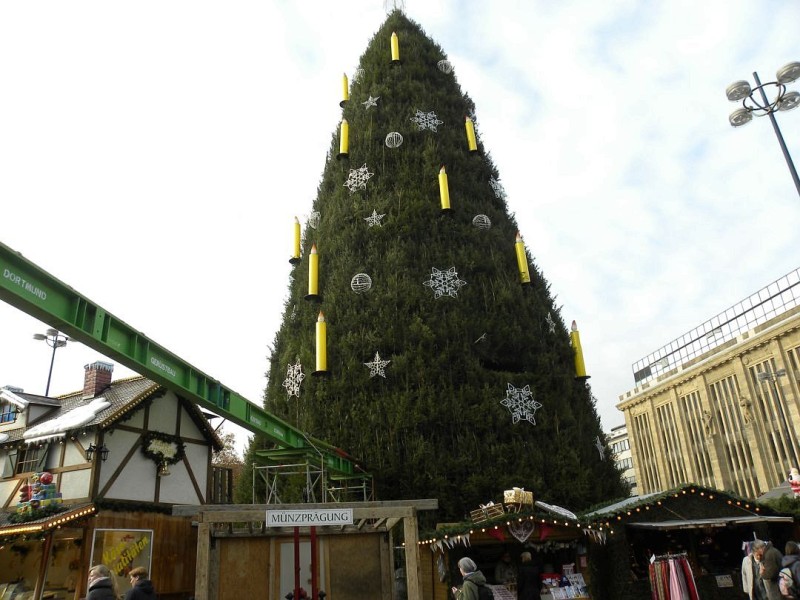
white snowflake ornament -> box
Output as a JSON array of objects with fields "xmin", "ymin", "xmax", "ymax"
[
  {"xmin": 362, "ymin": 95, "xmax": 380, "ymax": 109},
  {"xmin": 282, "ymin": 359, "xmax": 305, "ymax": 398},
  {"xmin": 343, "ymin": 163, "xmax": 374, "ymax": 193},
  {"xmin": 410, "ymin": 109, "xmax": 444, "ymax": 132},
  {"xmin": 364, "ymin": 351, "xmax": 391, "ymax": 378},
  {"xmin": 489, "ymin": 177, "xmax": 507, "ymax": 200},
  {"xmin": 595, "ymin": 436, "xmax": 605, "ymax": 460},
  {"xmin": 423, "ymin": 267, "xmax": 467, "ymax": 299},
  {"xmin": 500, "ymin": 383, "xmax": 542, "ymax": 425}
]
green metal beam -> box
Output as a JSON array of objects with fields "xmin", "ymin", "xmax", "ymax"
[{"xmin": 0, "ymin": 241, "xmax": 362, "ymax": 476}]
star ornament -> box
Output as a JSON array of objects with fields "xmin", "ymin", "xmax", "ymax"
[
  {"xmin": 344, "ymin": 163, "xmax": 374, "ymax": 193},
  {"xmin": 282, "ymin": 359, "xmax": 305, "ymax": 398},
  {"xmin": 364, "ymin": 351, "xmax": 391, "ymax": 378},
  {"xmin": 546, "ymin": 312, "xmax": 556, "ymax": 334},
  {"xmin": 362, "ymin": 95, "xmax": 380, "ymax": 109},
  {"xmin": 423, "ymin": 266, "xmax": 467, "ymax": 299},
  {"xmin": 364, "ymin": 209, "xmax": 386, "ymax": 227},
  {"xmin": 500, "ymin": 383, "xmax": 541, "ymax": 425}
]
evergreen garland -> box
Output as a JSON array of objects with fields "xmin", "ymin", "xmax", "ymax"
[
  {"xmin": 140, "ymin": 431, "xmax": 185, "ymax": 465},
  {"xmin": 7, "ymin": 503, "xmax": 66, "ymax": 524}
]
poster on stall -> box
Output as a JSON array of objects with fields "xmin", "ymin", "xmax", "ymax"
[{"xmin": 89, "ymin": 529, "xmax": 154, "ymax": 591}]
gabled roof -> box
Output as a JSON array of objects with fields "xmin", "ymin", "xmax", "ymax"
[
  {"xmin": 580, "ymin": 484, "xmax": 789, "ymax": 529},
  {"xmin": 0, "ymin": 376, "xmax": 222, "ymax": 450}
]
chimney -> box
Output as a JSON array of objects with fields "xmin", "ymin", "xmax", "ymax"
[{"xmin": 83, "ymin": 361, "xmax": 114, "ymax": 399}]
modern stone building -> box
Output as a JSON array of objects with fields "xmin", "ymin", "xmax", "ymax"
[
  {"xmin": 617, "ymin": 268, "xmax": 800, "ymax": 499},
  {"xmin": 606, "ymin": 423, "xmax": 637, "ymax": 495}
]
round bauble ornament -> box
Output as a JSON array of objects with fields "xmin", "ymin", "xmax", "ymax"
[
  {"xmin": 385, "ymin": 132, "xmax": 404, "ymax": 148},
  {"xmin": 437, "ymin": 60, "xmax": 454, "ymax": 74},
  {"xmin": 308, "ymin": 211, "xmax": 321, "ymax": 229},
  {"xmin": 351, "ymin": 273, "xmax": 373, "ymax": 293},
  {"xmin": 472, "ymin": 214, "xmax": 492, "ymax": 230},
  {"xmin": 39, "ymin": 472, "xmax": 53, "ymax": 484}
]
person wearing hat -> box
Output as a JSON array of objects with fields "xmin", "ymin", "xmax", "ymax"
[
  {"xmin": 451, "ymin": 557, "xmax": 489, "ymax": 600},
  {"xmin": 517, "ymin": 552, "xmax": 542, "ymax": 600}
]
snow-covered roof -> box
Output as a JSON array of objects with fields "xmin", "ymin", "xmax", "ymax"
[
  {"xmin": 24, "ymin": 397, "xmax": 111, "ymax": 444},
  {"xmin": 0, "ymin": 387, "xmax": 29, "ymax": 409}
]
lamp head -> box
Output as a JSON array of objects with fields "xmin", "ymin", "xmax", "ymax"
[
  {"xmin": 777, "ymin": 61, "xmax": 800, "ymax": 84},
  {"xmin": 778, "ymin": 91, "xmax": 800, "ymax": 112},
  {"xmin": 729, "ymin": 108, "xmax": 753, "ymax": 127},
  {"xmin": 726, "ymin": 80, "xmax": 752, "ymax": 102}
]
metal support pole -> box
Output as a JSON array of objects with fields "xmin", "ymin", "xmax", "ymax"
[{"xmin": 754, "ymin": 72, "xmax": 800, "ymax": 198}]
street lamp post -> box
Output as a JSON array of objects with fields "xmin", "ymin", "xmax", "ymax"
[
  {"xmin": 756, "ymin": 367, "xmax": 800, "ymax": 469},
  {"xmin": 726, "ymin": 61, "xmax": 800, "ymax": 198},
  {"xmin": 32, "ymin": 328, "xmax": 71, "ymax": 396}
]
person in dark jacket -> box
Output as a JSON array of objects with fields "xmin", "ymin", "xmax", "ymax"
[
  {"xmin": 125, "ymin": 567, "xmax": 157, "ymax": 600},
  {"xmin": 87, "ymin": 564, "xmax": 119, "ymax": 600},
  {"xmin": 782, "ymin": 541, "xmax": 800, "ymax": 597},
  {"xmin": 517, "ymin": 551, "xmax": 542, "ymax": 600},
  {"xmin": 754, "ymin": 540, "xmax": 784, "ymax": 600},
  {"xmin": 451, "ymin": 557, "xmax": 489, "ymax": 600}
]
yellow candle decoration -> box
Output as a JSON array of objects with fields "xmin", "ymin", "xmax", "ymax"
[
  {"xmin": 514, "ymin": 232, "xmax": 531, "ymax": 285},
  {"xmin": 338, "ymin": 119, "xmax": 349, "ymax": 158},
  {"xmin": 465, "ymin": 116, "xmax": 477, "ymax": 152},
  {"xmin": 571, "ymin": 320, "xmax": 589, "ymax": 379},
  {"xmin": 340, "ymin": 73, "xmax": 349, "ymax": 107},
  {"xmin": 290, "ymin": 216, "xmax": 301, "ymax": 264},
  {"xmin": 308, "ymin": 243, "xmax": 319, "ymax": 298},
  {"xmin": 391, "ymin": 32, "xmax": 400, "ymax": 62},
  {"xmin": 315, "ymin": 311, "xmax": 327, "ymax": 373},
  {"xmin": 438, "ymin": 165, "xmax": 451, "ymax": 212}
]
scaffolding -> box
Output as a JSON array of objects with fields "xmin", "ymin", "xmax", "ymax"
[{"xmin": 252, "ymin": 447, "xmax": 373, "ymax": 504}]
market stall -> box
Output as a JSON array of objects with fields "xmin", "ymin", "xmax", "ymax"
[
  {"xmin": 419, "ymin": 489, "xmax": 592, "ymax": 599},
  {"xmin": 581, "ymin": 484, "xmax": 796, "ymax": 600}
]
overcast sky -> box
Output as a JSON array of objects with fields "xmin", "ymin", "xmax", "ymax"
[{"xmin": 1, "ymin": 1, "xmax": 798, "ymax": 455}]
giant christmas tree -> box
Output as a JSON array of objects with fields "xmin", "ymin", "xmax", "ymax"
[{"xmin": 240, "ymin": 10, "xmax": 626, "ymax": 520}]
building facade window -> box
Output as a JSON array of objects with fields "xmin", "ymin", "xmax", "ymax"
[
  {"xmin": 0, "ymin": 402, "xmax": 17, "ymax": 423},
  {"xmin": 15, "ymin": 446, "xmax": 44, "ymax": 474}
]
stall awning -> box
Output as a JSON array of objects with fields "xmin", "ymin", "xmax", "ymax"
[
  {"xmin": 0, "ymin": 503, "xmax": 96, "ymax": 538},
  {"xmin": 627, "ymin": 515, "xmax": 793, "ymax": 530}
]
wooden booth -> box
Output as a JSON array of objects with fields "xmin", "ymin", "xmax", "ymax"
[
  {"xmin": 581, "ymin": 484, "xmax": 797, "ymax": 600},
  {"xmin": 174, "ymin": 499, "xmax": 437, "ymax": 600},
  {"xmin": 418, "ymin": 492, "xmax": 593, "ymax": 600}
]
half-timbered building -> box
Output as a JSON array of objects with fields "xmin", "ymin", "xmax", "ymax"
[{"xmin": 0, "ymin": 361, "xmax": 224, "ymax": 600}]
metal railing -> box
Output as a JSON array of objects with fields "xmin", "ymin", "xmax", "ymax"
[{"xmin": 632, "ymin": 267, "xmax": 800, "ymax": 385}]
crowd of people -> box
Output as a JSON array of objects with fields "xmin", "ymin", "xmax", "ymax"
[
  {"xmin": 742, "ymin": 539, "xmax": 800, "ymax": 600},
  {"xmin": 86, "ymin": 565, "xmax": 158, "ymax": 600}
]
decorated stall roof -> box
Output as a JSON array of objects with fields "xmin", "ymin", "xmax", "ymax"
[{"xmin": 581, "ymin": 483, "xmax": 791, "ymax": 530}]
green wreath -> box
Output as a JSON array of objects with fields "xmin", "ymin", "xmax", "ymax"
[{"xmin": 140, "ymin": 431, "xmax": 185, "ymax": 466}]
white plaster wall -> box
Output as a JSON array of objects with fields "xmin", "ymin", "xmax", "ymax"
[
  {"xmin": 99, "ymin": 429, "xmax": 156, "ymax": 501},
  {"xmin": 0, "ymin": 474, "xmax": 19, "ymax": 505},
  {"xmin": 124, "ymin": 407, "xmax": 145, "ymax": 429},
  {"xmin": 104, "ymin": 449, "xmax": 157, "ymax": 501},
  {"xmin": 148, "ymin": 392, "xmax": 178, "ymax": 433},
  {"xmin": 157, "ymin": 459, "xmax": 199, "ymax": 504},
  {"xmin": 60, "ymin": 467, "xmax": 92, "ymax": 499},
  {"xmin": 180, "ymin": 410, "xmax": 203, "ymax": 439},
  {"xmin": 64, "ymin": 436, "xmax": 90, "ymax": 465},
  {"xmin": 157, "ymin": 442, "xmax": 210, "ymax": 504}
]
